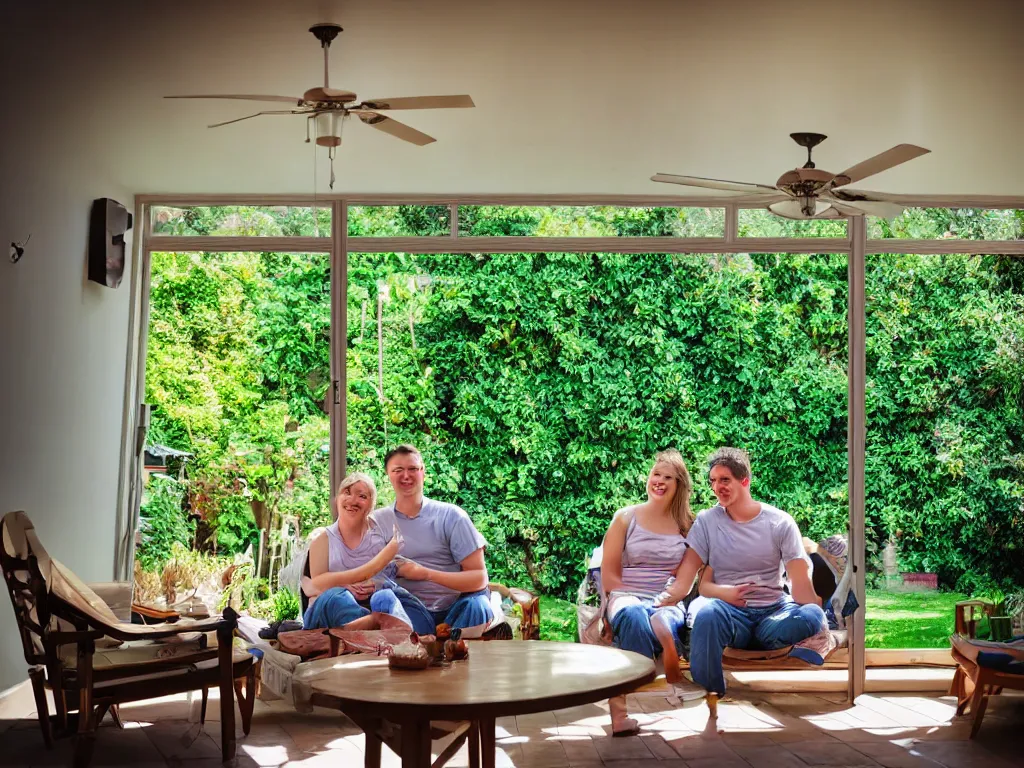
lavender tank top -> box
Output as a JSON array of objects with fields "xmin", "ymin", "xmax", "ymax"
[
  {"xmin": 324, "ymin": 516, "xmax": 398, "ymax": 581},
  {"xmin": 620, "ymin": 515, "xmax": 689, "ymax": 598}
]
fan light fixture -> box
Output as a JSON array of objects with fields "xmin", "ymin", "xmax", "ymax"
[
  {"xmin": 769, "ymin": 198, "xmax": 833, "ymax": 220},
  {"xmin": 313, "ymin": 111, "xmax": 345, "ymax": 148}
]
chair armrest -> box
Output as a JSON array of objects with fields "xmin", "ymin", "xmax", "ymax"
[{"xmin": 54, "ymin": 596, "xmax": 239, "ymax": 641}]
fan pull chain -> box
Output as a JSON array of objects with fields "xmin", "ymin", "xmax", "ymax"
[
  {"xmin": 329, "ymin": 146, "xmax": 336, "ymax": 189},
  {"xmin": 312, "ymin": 117, "xmax": 319, "ymax": 235}
]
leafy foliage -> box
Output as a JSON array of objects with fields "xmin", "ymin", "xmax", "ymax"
[
  {"xmin": 143, "ymin": 204, "xmax": 1024, "ymax": 605},
  {"xmin": 137, "ymin": 475, "xmax": 194, "ymax": 571}
]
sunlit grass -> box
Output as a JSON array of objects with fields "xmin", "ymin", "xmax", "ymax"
[{"xmin": 864, "ymin": 588, "xmax": 966, "ymax": 648}]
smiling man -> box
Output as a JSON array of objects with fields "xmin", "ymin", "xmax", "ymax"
[
  {"xmin": 373, "ymin": 444, "xmax": 494, "ymax": 636},
  {"xmin": 684, "ymin": 447, "xmax": 826, "ymax": 697}
]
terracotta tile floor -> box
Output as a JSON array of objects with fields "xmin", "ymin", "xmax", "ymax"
[{"xmin": 1, "ymin": 685, "xmax": 1021, "ymax": 767}]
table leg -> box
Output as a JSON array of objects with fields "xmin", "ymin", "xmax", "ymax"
[
  {"xmin": 400, "ymin": 718, "xmax": 432, "ymax": 768},
  {"xmin": 467, "ymin": 721, "xmax": 480, "ymax": 768},
  {"xmin": 478, "ymin": 717, "xmax": 496, "ymax": 768},
  {"xmin": 364, "ymin": 717, "xmax": 383, "ymax": 768}
]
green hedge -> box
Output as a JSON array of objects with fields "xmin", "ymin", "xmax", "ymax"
[{"xmin": 145, "ymin": 206, "xmax": 1024, "ymax": 598}]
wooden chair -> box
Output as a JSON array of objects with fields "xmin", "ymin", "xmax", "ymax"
[
  {"xmin": 1, "ymin": 510, "xmax": 256, "ymax": 767},
  {"xmin": 949, "ymin": 601, "xmax": 1024, "ymax": 737}
]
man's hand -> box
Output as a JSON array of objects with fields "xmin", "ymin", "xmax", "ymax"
[
  {"xmin": 718, "ymin": 584, "xmax": 757, "ymax": 607},
  {"xmin": 653, "ymin": 591, "xmax": 680, "ymax": 607},
  {"xmin": 390, "ymin": 522, "xmax": 404, "ymax": 553},
  {"xmin": 397, "ymin": 560, "xmax": 429, "ymax": 581}
]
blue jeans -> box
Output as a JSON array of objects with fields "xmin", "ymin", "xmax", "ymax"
[
  {"xmin": 690, "ymin": 598, "xmax": 826, "ymax": 695},
  {"xmin": 394, "ymin": 588, "xmax": 493, "ymax": 636},
  {"xmin": 302, "ymin": 586, "xmax": 414, "ymax": 630},
  {"xmin": 610, "ymin": 602, "xmax": 688, "ymax": 660}
]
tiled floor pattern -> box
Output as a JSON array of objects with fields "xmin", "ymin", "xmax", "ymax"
[{"xmin": 0, "ymin": 685, "xmax": 1021, "ymax": 767}]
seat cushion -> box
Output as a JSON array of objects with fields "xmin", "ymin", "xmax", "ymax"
[
  {"xmin": 93, "ymin": 647, "xmax": 254, "ymax": 689},
  {"xmin": 59, "ymin": 634, "xmax": 215, "ymax": 669}
]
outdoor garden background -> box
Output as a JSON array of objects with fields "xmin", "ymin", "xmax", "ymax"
[{"xmin": 136, "ymin": 205, "xmax": 1024, "ymax": 645}]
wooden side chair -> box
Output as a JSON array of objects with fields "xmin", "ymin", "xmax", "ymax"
[
  {"xmin": 1, "ymin": 510, "xmax": 256, "ymax": 767},
  {"xmin": 949, "ymin": 600, "xmax": 1024, "ymax": 738}
]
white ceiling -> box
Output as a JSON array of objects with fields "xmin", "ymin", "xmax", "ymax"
[{"xmin": 3, "ymin": 0, "xmax": 1024, "ymax": 196}]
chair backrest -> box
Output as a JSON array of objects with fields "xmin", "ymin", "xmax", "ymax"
[
  {"xmin": 3, "ymin": 511, "xmax": 127, "ymax": 659},
  {"xmin": 1, "ymin": 511, "xmax": 55, "ymax": 667},
  {"xmin": 294, "ymin": 527, "xmax": 330, "ymax": 617}
]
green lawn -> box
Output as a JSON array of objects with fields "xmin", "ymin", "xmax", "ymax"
[
  {"xmin": 864, "ymin": 588, "xmax": 966, "ymax": 648},
  {"xmin": 538, "ymin": 590, "xmax": 968, "ymax": 648}
]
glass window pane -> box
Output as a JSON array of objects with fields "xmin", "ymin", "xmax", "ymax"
[
  {"xmin": 347, "ymin": 205, "xmax": 451, "ymax": 236},
  {"xmin": 141, "ymin": 250, "xmax": 332, "ymax": 582},
  {"xmin": 457, "ymin": 206, "xmax": 725, "ymax": 237},
  {"xmin": 738, "ymin": 208, "xmax": 848, "ymax": 238},
  {"xmin": 865, "ymin": 252, "xmax": 1024, "ymax": 645},
  {"xmin": 151, "ymin": 206, "xmax": 330, "ymax": 236},
  {"xmin": 868, "ymin": 208, "xmax": 1024, "ymax": 239}
]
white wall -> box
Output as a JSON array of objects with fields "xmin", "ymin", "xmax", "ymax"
[{"xmin": 1, "ymin": 0, "xmax": 1022, "ymax": 691}]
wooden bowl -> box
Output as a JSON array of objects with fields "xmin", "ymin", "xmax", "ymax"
[{"xmin": 388, "ymin": 654, "xmax": 431, "ymax": 671}]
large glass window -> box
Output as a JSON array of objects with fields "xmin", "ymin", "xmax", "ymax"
[
  {"xmin": 132, "ymin": 196, "xmax": 1024, "ymax": 646},
  {"xmin": 863, "ymin": 250, "xmax": 1024, "ymax": 647}
]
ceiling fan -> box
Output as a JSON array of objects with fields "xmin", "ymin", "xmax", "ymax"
[
  {"xmin": 166, "ymin": 23, "xmax": 474, "ymax": 185},
  {"xmin": 651, "ymin": 133, "xmax": 930, "ymax": 220}
]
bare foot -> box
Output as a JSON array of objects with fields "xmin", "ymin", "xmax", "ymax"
[
  {"xmin": 608, "ymin": 695, "xmax": 640, "ymax": 735},
  {"xmin": 651, "ymin": 613, "xmax": 682, "ymax": 683}
]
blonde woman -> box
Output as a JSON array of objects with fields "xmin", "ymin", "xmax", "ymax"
[
  {"xmin": 600, "ymin": 449, "xmax": 705, "ymax": 736},
  {"xmin": 301, "ymin": 472, "xmax": 413, "ymax": 629}
]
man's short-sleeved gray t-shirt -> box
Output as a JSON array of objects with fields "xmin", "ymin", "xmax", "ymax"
[
  {"xmin": 374, "ymin": 497, "xmax": 487, "ymax": 612},
  {"xmin": 687, "ymin": 503, "xmax": 810, "ymax": 607}
]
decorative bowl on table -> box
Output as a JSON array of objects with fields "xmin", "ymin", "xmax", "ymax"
[
  {"xmin": 388, "ymin": 654, "xmax": 431, "ymax": 670},
  {"xmin": 386, "ymin": 636, "xmax": 432, "ymax": 670}
]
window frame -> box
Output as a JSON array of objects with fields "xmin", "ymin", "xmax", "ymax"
[{"xmin": 121, "ymin": 191, "xmax": 1024, "ymax": 702}]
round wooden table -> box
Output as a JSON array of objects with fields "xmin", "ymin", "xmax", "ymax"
[{"xmin": 295, "ymin": 640, "xmax": 655, "ymax": 768}]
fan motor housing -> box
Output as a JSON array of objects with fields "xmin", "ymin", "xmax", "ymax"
[
  {"xmin": 777, "ymin": 167, "xmax": 835, "ymax": 195},
  {"xmin": 303, "ymin": 87, "xmax": 357, "ymax": 104}
]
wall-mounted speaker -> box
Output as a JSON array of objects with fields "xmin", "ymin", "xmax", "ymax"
[{"xmin": 89, "ymin": 198, "xmax": 132, "ymax": 288}]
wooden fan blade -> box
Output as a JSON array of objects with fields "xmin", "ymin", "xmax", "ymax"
[
  {"xmin": 832, "ymin": 144, "xmax": 930, "ymax": 187},
  {"xmin": 829, "ymin": 187, "xmax": 904, "ymax": 203},
  {"xmin": 166, "ymin": 94, "xmax": 303, "ymax": 104},
  {"xmin": 827, "ymin": 201, "xmax": 865, "ymax": 217},
  {"xmin": 823, "ymin": 197, "xmax": 906, "ymax": 219},
  {"xmin": 651, "ymin": 173, "xmax": 781, "ymax": 196},
  {"xmin": 358, "ymin": 95, "xmax": 475, "ymax": 110},
  {"xmin": 208, "ymin": 110, "xmax": 303, "ymax": 128},
  {"xmin": 352, "ymin": 110, "xmax": 435, "ymax": 145}
]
